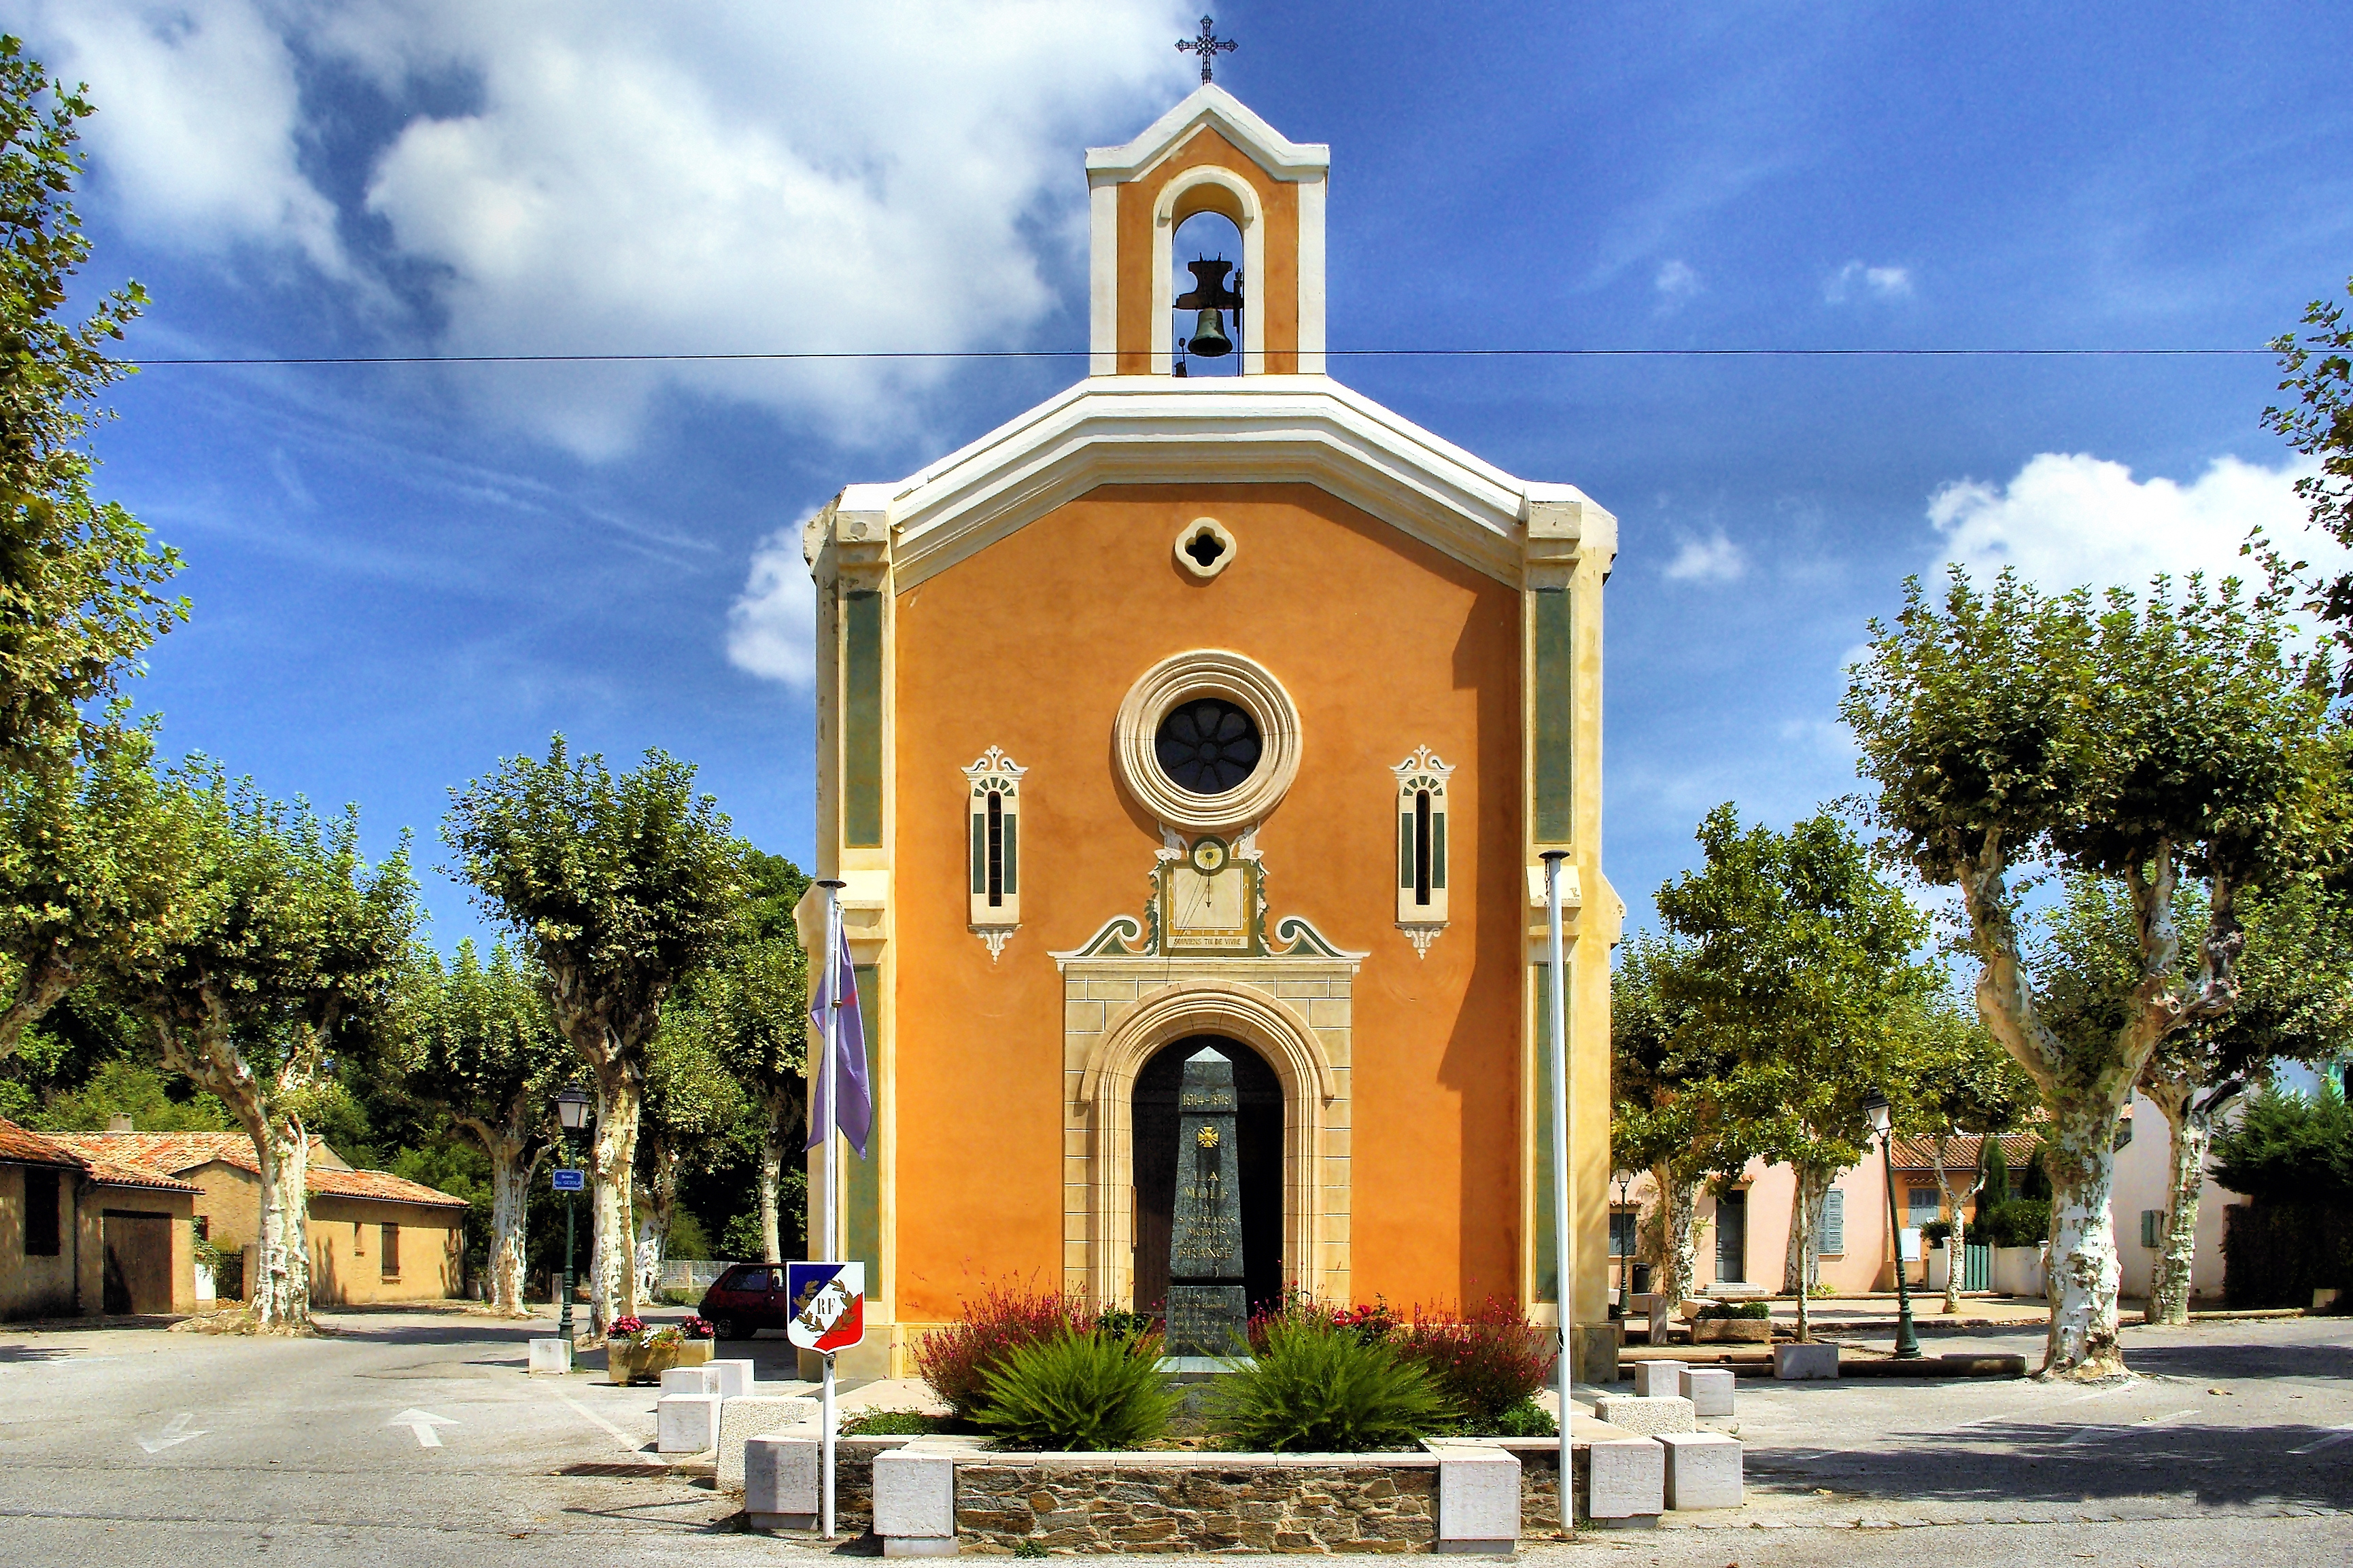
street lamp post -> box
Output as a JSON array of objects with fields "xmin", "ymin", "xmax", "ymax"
[
  {"xmin": 1862, "ymin": 1090, "xmax": 1922, "ymax": 1361},
  {"xmin": 555, "ymin": 1085, "xmax": 594, "ymax": 1342}
]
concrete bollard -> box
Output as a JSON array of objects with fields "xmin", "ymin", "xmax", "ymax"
[
  {"xmin": 744, "ymin": 1430, "xmax": 821, "ymax": 1531},
  {"xmin": 874, "ymin": 1445, "xmax": 959, "ymax": 1556},
  {"xmin": 717, "ymin": 1396, "xmax": 821, "ymax": 1491},
  {"xmin": 1658, "ymin": 1431, "xmax": 1742, "ymax": 1510},
  {"xmin": 1679, "ymin": 1366, "xmax": 1736, "ymax": 1416},
  {"xmin": 1632, "ymin": 1359, "xmax": 1687, "ymax": 1398},
  {"xmin": 1592, "ymin": 1393, "xmax": 1696, "ymax": 1435},
  {"xmin": 710, "ymin": 1358, "xmax": 756, "ymax": 1399},
  {"xmin": 1431, "ymin": 1443, "xmax": 1521, "ymax": 1552},
  {"xmin": 659, "ymin": 1364, "xmax": 723, "ymax": 1395},
  {"xmin": 1581, "ymin": 1435, "xmax": 1666, "ymax": 1522},
  {"xmin": 1772, "ymin": 1342, "xmax": 1840, "ymax": 1380},
  {"xmin": 528, "ymin": 1338, "xmax": 572, "ymax": 1375},
  {"xmin": 657, "ymin": 1392, "xmax": 723, "ymax": 1454}
]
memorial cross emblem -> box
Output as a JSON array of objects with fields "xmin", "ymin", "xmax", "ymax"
[{"xmin": 785, "ymin": 1261, "xmax": 866, "ymax": 1352}]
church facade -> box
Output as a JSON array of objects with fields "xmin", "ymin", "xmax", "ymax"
[{"xmin": 801, "ymin": 86, "xmax": 1619, "ymax": 1378}]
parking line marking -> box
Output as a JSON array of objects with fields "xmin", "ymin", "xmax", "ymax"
[
  {"xmin": 554, "ymin": 1392, "xmax": 643, "ymax": 1455},
  {"xmin": 2288, "ymin": 1423, "xmax": 2353, "ymax": 1456}
]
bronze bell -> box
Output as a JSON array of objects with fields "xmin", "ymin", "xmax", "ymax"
[
  {"xmin": 1174, "ymin": 256, "xmax": 1243, "ymax": 363},
  {"xmin": 1188, "ymin": 307, "xmax": 1232, "ymax": 358}
]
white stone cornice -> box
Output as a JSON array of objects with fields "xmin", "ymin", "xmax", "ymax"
[
  {"xmin": 1085, "ymin": 84, "xmax": 1329, "ymax": 184},
  {"xmin": 840, "ymin": 377, "xmax": 1611, "ymax": 591}
]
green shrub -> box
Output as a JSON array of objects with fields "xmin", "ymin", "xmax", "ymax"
[
  {"xmin": 1205, "ymin": 1316, "xmax": 1456, "ymax": 1452},
  {"xmin": 1978, "ymin": 1198, "xmax": 2050, "ymax": 1249},
  {"xmin": 2212, "ymin": 1080, "xmax": 2353, "ymax": 1204},
  {"xmin": 916, "ymin": 1280, "xmax": 1101, "ymax": 1420},
  {"xmin": 1696, "ymin": 1300, "xmax": 1770, "ymax": 1320},
  {"xmin": 842, "ymin": 1408, "xmax": 955, "ymax": 1437},
  {"xmin": 1483, "ymin": 1398, "xmax": 1558, "ymax": 1438},
  {"xmin": 1920, "ymin": 1219, "xmax": 1953, "ymax": 1245},
  {"xmin": 976, "ymin": 1329, "xmax": 1176, "ymax": 1451}
]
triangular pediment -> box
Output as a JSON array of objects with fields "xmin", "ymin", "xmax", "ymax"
[
  {"xmin": 1085, "ymin": 84, "xmax": 1328, "ymax": 184},
  {"xmin": 812, "ymin": 377, "xmax": 1614, "ymax": 592}
]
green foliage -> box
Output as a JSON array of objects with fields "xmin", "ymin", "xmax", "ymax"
[
  {"xmin": 0, "ymin": 39, "xmax": 185, "ymax": 771},
  {"xmin": 1983, "ymin": 1137, "xmax": 2011, "ymax": 1202},
  {"xmin": 2261, "ymin": 276, "xmax": 2353, "ymax": 685},
  {"xmin": 2211, "ymin": 1079, "xmax": 2353, "ymax": 1204},
  {"xmin": 1480, "ymin": 1399, "xmax": 1557, "ymax": 1438},
  {"xmin": 1976, "ymin": 1199, "xmax": 2051, "ymax": 1249},
  {"xmin": 1641, "ymin": 804, "xmax": 1935, "ymax": 1308},
  {"xmin": 1, "ymin": 723, "xmax": 201, "ymax": 1058},
  {"xmin": 975, "ymin": 1329, "xmax": 1176, "ymax": 1452},
  {"xmin": 719, "ymin": 1210, "xmax": 766, "ymax": 1260},
  {"xmin": 916, "ymin": 1280, "xmax": 1103, "ymax": 1420},
  {"xmin": 1611, "ymin": 930, "xmax": 1742, "ymax": 1182},
  {"xmin": 1696, "ymin": 1300, "xmax": 1771, "ymax": 1321},
  {"xmin": 842, "ymin": 1409, "xmax": 955, "ymax": 1437},
  {"xmin": 441, "ymin": 736, "xmax": 743, "ymax": 1061},
  {"xmin": 26, "ymin": 1055, "xmax": 226, "ymax": 1130},
  {"xmin": 392, "ymin": 940, "xmax": 571, "ymax": 1143},
  {"xmin": 1204, "ymin": 1316, "xmax": 1456, "ymax": 1453}
]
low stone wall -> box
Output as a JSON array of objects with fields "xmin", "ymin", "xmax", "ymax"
[{"xmin": 952, "ymin": 1457, "xmax": 1439, "ymax": 1554}]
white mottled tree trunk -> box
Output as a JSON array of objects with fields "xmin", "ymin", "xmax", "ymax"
[
  {"xmin": 589, "ymin": 1066, "xmax": 642, "ymax": 1332},
  {"xmin": 456, "ymin": 1106, "xmax": 545, "ymax": 1317},
  {"xmin": 2041, "ymin": 1096, "xmax": 2127, "ymax": 1379},
  {"xmin": 758, "ymin": 1125, "xmax": 785, "ymax": 1264},
  {"xmin": 252, "ymin": 1120, "xmax": 311, "ymax": 1329},
  {"xmin": 1654, "ymin": 1163, "xmax": 1700, "ymax": 1308},
  {"xmin": 1930, "ymin": 1136, "xmax": 1979, "ymax": 1314},
  {"xmin": 2140, "ymin": 1079, "xmax": 2210, "ymax": 1327}
]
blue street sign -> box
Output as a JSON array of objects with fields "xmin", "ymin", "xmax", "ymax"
[{"xmin": 552, "ymin": 1168, "xmax": 585, "ymax": 1192}]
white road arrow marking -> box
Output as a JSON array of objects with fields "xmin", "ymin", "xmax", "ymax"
[
  {"xmin": 388, "ymin": 1408, "xmax": 460, "ymax": 1448},
  {"xmin": 137, "ymin": 1412, "xmax": 207, "ymax": 1453}
]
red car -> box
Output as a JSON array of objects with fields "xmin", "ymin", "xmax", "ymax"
[{"xmin": 698, "ymin": 1264, "xmax": 790, "ymax": 1340}]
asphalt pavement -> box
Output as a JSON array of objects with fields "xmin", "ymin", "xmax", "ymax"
[{"xmin": 0, "ymin": 1304, "xmax": 2344, "ymax": 1566}]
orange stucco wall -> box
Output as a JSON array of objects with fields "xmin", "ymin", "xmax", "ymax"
[
  {"xmin": 891, "ymin": 483, "xmax": 1524, "ymax": 1322},
  {"xmin": 1115, "ymin": 127, "xmax": 1300, "ymax": 374}
]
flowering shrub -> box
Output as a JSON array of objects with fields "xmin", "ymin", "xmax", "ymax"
[
  {"xmin": 606, "ymin": 1316, "xmax": 646, "ymax": 1340},
  {"xmin": 681, "ymin": 1315, "xmax": 715, "ymax": 1340},
  {"xmin": 914, "ymin": 1280, "xmax": 1114, "ymax": 1419},
  {"xmin": 1394, "ymin": 1297, "xmax": 1556, "ymax": 1428},
  {"xmin": 1246, "ymin": 1292, "xmax": 1398, "ymax": 1353}
]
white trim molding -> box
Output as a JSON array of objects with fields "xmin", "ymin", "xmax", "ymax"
[{"xmin": 1393, "ymin": 747, "xmax": 1454, "ymax": 955}]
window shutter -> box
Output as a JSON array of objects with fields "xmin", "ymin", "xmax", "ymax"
[
  {"xmin": 1823, "ymin": 1189, "xmax": 1845, "ymax": 1255},
  {"xmin": 1001, "ymin": 809, "xmax": 1017, "ymax": 896},
  {"xmin": 969, "ymin": 807, "xmax": 986, "ymax": 896}
]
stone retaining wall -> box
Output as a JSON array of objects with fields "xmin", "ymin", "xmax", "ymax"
[{"xmin": 952, "ymin": 1460, "xmax": 1439, "ymax": 1554}]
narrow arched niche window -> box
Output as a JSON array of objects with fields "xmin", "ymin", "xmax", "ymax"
[
  {"xmin": 1171, "ymin": 209, "xmax": 1243, "ymax": 379},
  {"xmin": 963, "ymin": 748, "xmax": 1026, "ymax": 960},
  {"xmin": 1392, "ymin": 748, "xmax": 1454, "ymax": 956}
]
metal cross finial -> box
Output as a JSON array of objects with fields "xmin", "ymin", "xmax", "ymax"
[{"xmin": 1178, "ymin": 15, "xmax": 1236, "ymax": 84}]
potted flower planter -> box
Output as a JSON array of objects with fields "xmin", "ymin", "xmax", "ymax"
[{"xmin": 607, "ymin": 1342, "xmax": 683, "ymax": 1385}]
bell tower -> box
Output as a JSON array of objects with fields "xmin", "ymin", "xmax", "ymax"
[{"xmin": 1085, "ymin": 84, "xmax": 1330, "ymax": 378}]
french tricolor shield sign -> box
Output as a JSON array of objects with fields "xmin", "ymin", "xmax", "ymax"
[{"xmin": 785, "ymin": 1261, "xmax": 865, "ymax": 1353}]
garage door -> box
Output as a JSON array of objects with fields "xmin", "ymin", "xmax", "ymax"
[{"xmin": 103, "ymin": 1210, "xmax": 175, "ymax": 1315}]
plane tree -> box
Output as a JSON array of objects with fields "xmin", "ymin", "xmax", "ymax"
[
  {"xmin": 443, "ymin": 738, "xmax": 741, "ymax": 1329},
  {"xmin": 392, "ymin": 939, "xmax": 572, "ymax": 1316},
  {"xmin": 1842, "ymin": 568, "xmax": 2337, "ymax": 1378}
]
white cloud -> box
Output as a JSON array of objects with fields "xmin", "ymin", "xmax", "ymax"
[
  {"xmin": 29, "ymin": 0, "xmax": 1197, "ymax": 455},
  {"xmin": 30, "ymin": 0, "xmax": 345, "ymax": 272},
  {"xmin": 725, "ymin": 522, "xmax": 818, "ymax": 686},
  {"xmin": 1929, "ymin": 451, "xmax": 2337, "ymax": 596},
  {"xmin": 1663, "ymin": 529, "xmax": 1747, "ymax": 584},
  {"xmin": 1654, "ymin": 258, "xmax": 1701, "ymax": 300},
  {"xmin": 1825, "ymin": 260, "xmax": 1912, "ymax": 304}
]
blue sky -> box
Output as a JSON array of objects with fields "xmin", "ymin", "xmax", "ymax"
[{"xmin": 19, "ymin": 1, "xmax": 2353, "ymax": 950}]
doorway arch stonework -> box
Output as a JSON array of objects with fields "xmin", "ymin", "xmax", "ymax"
[{"xmin": 1059, "ymin": 965, "xmax": 1354, "ymax": 1310}]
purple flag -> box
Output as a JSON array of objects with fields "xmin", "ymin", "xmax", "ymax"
[{"xmin": 806, "ymin": 919, "xmax": 872, "ymax": 1157}]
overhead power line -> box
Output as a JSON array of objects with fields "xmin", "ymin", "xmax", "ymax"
[{"xmin": 127, "ymin": 346, "xmax": 2271, "ymax": 367}]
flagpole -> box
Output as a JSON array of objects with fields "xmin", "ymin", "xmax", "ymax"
[
  {"xmin": 1541, "ymin": 849, "xmax": 1572, "ymax": 1516},
  {"xmin": 817, "ymin": 876, "xmax": 845, "ymax": 1540}
]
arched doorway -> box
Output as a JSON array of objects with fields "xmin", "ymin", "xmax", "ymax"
[{"xmin": 1131, "ymin": 1034, "xmax": 1283, "ymax": 1317}]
